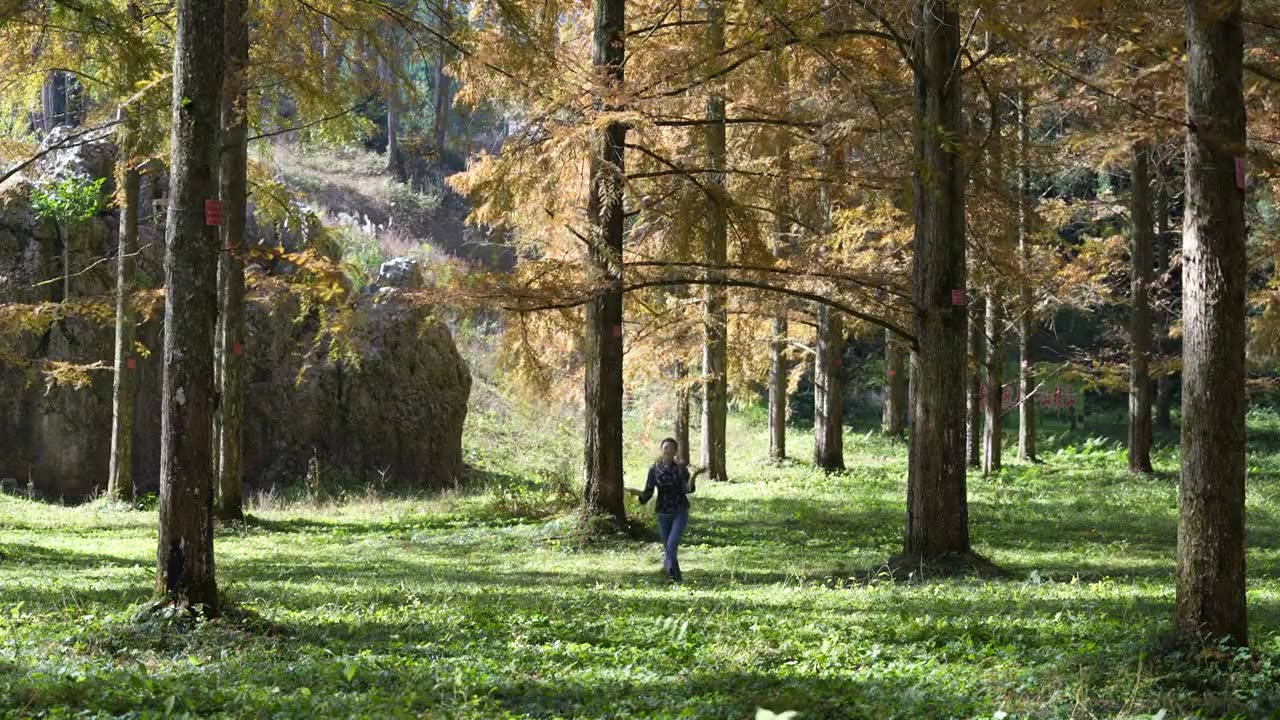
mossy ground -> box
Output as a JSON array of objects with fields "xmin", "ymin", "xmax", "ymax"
[{"xmin": 3, "ymin": 408, "xmax": 1280, "ymax": 719}]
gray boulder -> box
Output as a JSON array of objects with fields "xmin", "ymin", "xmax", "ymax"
[{"xmin": 376, "ymin": 257, "xmax": 423, "ymax": 290}]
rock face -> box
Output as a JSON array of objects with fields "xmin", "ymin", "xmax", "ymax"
[
  {"xmin": 0, "ymin": 287, "xmax": 470, "ymax": 500},
  {"xmin": 376, "ymin": 257, "xmax": 423, "ymax": 289},
  {"xmin": 238, "ymin": 286, "xmax": 470, "ymax": 491},
  {"xmin": 0, "ymin": 168, "xmax": 470, "ymax": 501},
  {"xmin": 37, "ymin": 125, "xmax": 120, "ymax": 190}
]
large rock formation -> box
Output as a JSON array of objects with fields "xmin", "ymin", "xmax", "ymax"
[{"xmin": 0, "ymin": 165, "xmax": 470, "ymax": 501}]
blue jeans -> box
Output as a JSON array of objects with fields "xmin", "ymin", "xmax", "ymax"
[{"xmin": 656, "ymin": 509, "xmax": 689, "ymax": 580}]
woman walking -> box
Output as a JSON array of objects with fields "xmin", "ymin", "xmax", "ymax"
[{"xmin": 636, "ymin": 438, "xmax": 697, "ymax": 582}]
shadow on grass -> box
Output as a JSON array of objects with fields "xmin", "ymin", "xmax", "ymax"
[{"xmin": 0, "ymin": 542, "xmax": 148, "ymax": 571}]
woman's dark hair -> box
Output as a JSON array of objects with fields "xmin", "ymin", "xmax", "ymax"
[{"xmin": 660, "ymin": 437, "xmax": 679, "ymax": 450}]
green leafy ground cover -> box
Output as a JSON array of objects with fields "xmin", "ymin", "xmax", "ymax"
[{"xmin": 2, "ymin": 409, "xmax": 1280, "ymax": 719}]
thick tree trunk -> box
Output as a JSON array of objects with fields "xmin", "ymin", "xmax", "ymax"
[
  {"xmin": 582, "ymin": 0, "xmax": 626, "ymax": 524},
  {"xmin": 107, "ymin": 121, "xmax": 140, "ymax": 503},
  {"xmin": 1155, "ymin": 169, "xmax": 1173, "ymax": 430},
  {"xmin": 674, "ymin": 360, "xmax": 691, "ymax": 466},
  {"xmin": 700, "ymin": 0, "xmax": 729, "ymax": 483},
  {"xmin": 1016, "ymin": 85, "xmax": 1037, "ymax": 462},
  {"xmin": 1128, "ymin": 144, "xmax": 1155, "ymax": 474},
  {"xmin": 215, "ymin": 0, "xmax": 249, "ymax": 523},
  {"xmin": 905, "ymin": 0, "xmax": 969, "ymax": 560},
  {"xmin": 156, "ymin": 0, "xmax": 225, "ymax": 614},
  {"xmin": 883, "ymin": 330, "xmax": 906, "ymax": 437},
  {"xmin": 813, "ymin": 305, "xmax": 845, "ymax": 471},
  {"xmin": 966, "ymin": 304, "xmax": 983, "ymax": 469},
  {"xmin": 1176, "ymin": 0, "xmax": 1248, "ymax": 648}
]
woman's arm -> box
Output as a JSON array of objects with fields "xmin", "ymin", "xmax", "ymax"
[
  {"xmin": 685, "ymin": 465, "xmax": 703, "ymax": 493},
  {"xmin": 638, "ymin": 467, "xmax": 656, "ymax": 504}
]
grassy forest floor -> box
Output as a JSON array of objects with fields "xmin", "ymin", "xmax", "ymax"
[{"xmin": 3, "ymin": 406, "xmax": 1280, "ymax": 719}]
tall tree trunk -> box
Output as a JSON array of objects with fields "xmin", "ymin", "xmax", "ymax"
[
  {"xmin": 883, "ymin": 330, "xmax": 906, "ymax": 437},
  {"xmin": 215, "ymin": 0, "xmax": 249, "ymax": 523},
  {"xmin": 700, "ymin": 0, "xmax": 729, "ymax": 483},
  {"xmin": 1128, "ymin": 143, "xmax": 1155, "ymax": 474},
  {"xmin": 674, "ymin": 360, "xmax": 691, "ymax": 465},
  {"xmin": 905, "ymin": 0, "xmax": 969, "ymax": 560},
  {"xmin": 156, "ymin": 0, "xmax": 225, "ymax": 614},
  {"xmin": 582, "ymin": 0, "xmax": 626, "ymax": 523},
  {"xmin": 1016, "ymin": 84, "xmax": 1037, "ymax": 462},
  {"xmin": 433, "ymin": 2, "xmax": 452, "ymax": 161},
  {"xmin": 966, "ymin": 303, "xmax": 983, "ymax": 469},
  {"xmin": 1176, "ymin": 0, "xmax": 1248, "ymax": 647},
  {"xmin": 983, "ymin": 100, "xmax": 1005, "ymax": 475},
  {"xmin": 768, "ymin": 310, "xmax": 788, "ymax": 461},
  {"xmin": 1155, "ymin": 167, "xmax": 1173, "ymax": 430},
  {"xmin": 768, "ymin": 55, "xmax": 790, "ymax": 462},
  {"xmin": 385, "ymin": 32, "xmax": 402, "ymax": 181},
  {"xmin": 814, "ymin": 305, "xmax": 845, "ymax": 471},
  {"xmin": 107, "ymin": 103, "xmax": 141, "ymax": 504}
]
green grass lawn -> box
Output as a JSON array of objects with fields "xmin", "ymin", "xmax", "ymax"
[{"xmin": 3, "ymin": 409, "xmax": 1280, "ymax": 719}]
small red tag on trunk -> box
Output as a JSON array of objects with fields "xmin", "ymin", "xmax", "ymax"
[
  {"xmin": 232, "ymin": 341, "xmax": 244, "ymax": 356},
  {"xmin": 205, "ymin": 199, "xmax": 224, "ymax": 226},
  {"xmin": 1235, "ymin": 156, "xmax": 1247, "ymax": 190},
  {"xmin": 613, "ymin": 324, "xmax": 623, "ymax": 338},
  {"xmin": 952, "ymin": 288, "xmax": 966, "ymax": 306},
  {"xmin": 888, "ymin": 369, "xmax": 896, "ymax": 378},
  {"xmin": 126, "ymin": 357, "xmax": 137, "ymax": 369}
]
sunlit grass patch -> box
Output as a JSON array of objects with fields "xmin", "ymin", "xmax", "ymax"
[{"xmin": 2, "ymin": 413, "xmax": 1280, "ymax": 718}]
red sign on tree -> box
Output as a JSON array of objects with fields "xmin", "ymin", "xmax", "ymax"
[
  {"xmin": 205, "ymin": 199, "xmax": 224, "ymax": 226},
  {"xmin": 952, "ymin": 288, "xmax": 966, "ymax": 306}
]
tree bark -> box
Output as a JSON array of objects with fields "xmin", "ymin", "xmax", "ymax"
[
  {"xmin": 1176, "ymin": 0, "xmax": 1248, "ymax": 648},
  {"xmin": 966, "ymin": 303, "xmax": 983, "ymax": 469},
  {"xmin": 215, "ymin": 0, "xmax": 249, "ymax": 523},
  {"xmin": 768, "ymin": 56, "xmax": 790, "ymax": 463},
  {"xmin": 582, "ymin": 0, "xmax": 626, "ymax": 524},
  {"xmin": 813, "ymin": 305, "xmax": 845, "ymax": 471},
  {"xmin": 905, "ymin": 0, "xmax": 969, "ymax": 560},
  {"xmin": 700, "ymin": 0, "xmax": 729, "ymax": 483},
  {"xmin": 983, "ymin": 100, "xmax": 1005, "ymax": 475},
  {"xmin": 156, "ymin": 0, "xmax": 224, "ymax": 614},
  {"xmin": 1016, "ymin": 84, "xmax": 1037, "ymax": 462},
  {"xmin": 385, "ymin": 31, "xmax": 402, "ymax": 181},
  {"xmin": 674, "ymin": 360, "xmax": 691, "ymax": 466},
  {"xmin": 768, "ymin": 311, "xmax": 788, "ymax": 461},
  {"xmin": 883, "ymin": 330, "xmax": 906, "ymax": 437},
  {"xmin": 1128, "ymin": 143, "xmax": 1155, "ymax": 474},
  {"xmin": 107, "ymin": 119, "xmax": 140, "ymax": 503},
  {"xmin": 433, "ymin": 1, "xmax": 452, "ymax": 161},
  {"xmin": 1155, "ymin": 167, "xmax": 1173, "ymax": 430}
]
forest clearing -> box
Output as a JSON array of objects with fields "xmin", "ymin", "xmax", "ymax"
[
  {"xmin": 3, "ymin": 0, "xmax": 1280, "ymax": 717},
  {"xmin": 4, "ymin": 411, "xmax": 1280, "ymax": 718}
]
